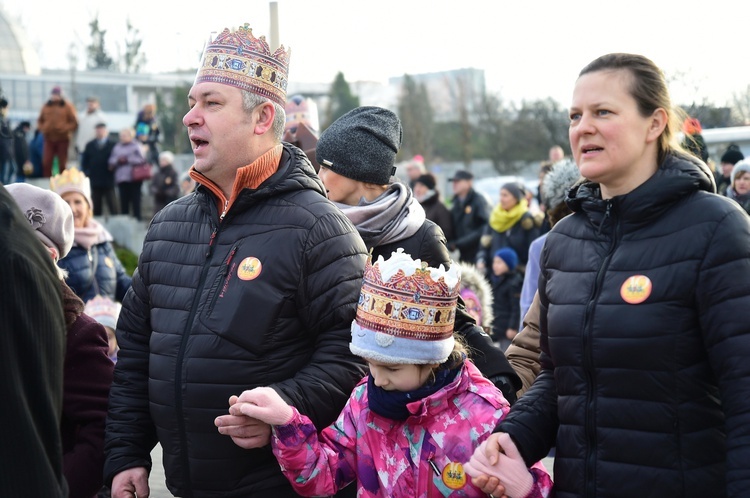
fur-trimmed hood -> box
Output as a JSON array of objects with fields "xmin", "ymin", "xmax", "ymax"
[{"xmin": 458, "ymin": 262, "xmax": 494, "ymax": 329}]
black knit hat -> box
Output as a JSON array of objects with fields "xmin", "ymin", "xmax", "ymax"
[
  {"xmin": 721, "ymin": 145, "xmax": 745, "ymax": 165},
  {"xmin": 316, "ymin": 106, "xmax": 402, "ymax": 185},
  {"xmin": 415, "ymin": 173, "xmax": 436, "ymax": 190}
]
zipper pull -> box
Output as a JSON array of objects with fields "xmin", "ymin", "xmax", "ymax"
[
  {"xmin": 219, "ymin": 199, "xmax": 229, "ymax": 221},
  {"xmin": 206, "ymin": 227, "xmax": 218, "ymax": 257}
]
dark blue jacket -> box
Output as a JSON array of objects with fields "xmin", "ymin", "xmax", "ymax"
[{"xmin": 58, "ymin": 240, "xmax": 131, "ymax": 304}]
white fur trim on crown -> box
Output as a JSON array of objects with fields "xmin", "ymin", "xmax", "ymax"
[{"xmin": 349, "ymin": 321, "xmax": 454, "ymax": 365}]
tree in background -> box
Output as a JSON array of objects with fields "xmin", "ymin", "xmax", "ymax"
[
  {"xmin": 324, "ymin": 72, "xmax": 360, "ymax": 129},
  {"xmin": 86, "ymin": 15, "xmax": 114, "ymax": 71},
  {"xmin": 156, "ymin": 85, "xmax": 191, "ymax": 154},
  {"xmin": 120, "ymin": 19, "xmax": 146, "ymax": 74},
  {"xmin": 397, "ymin": 75, "xmax": 434, "ymax": 163},
  {"xmin": 732, "ymin": 85, "xmax": 750, "ymax": 125},
  {"xmin": 476, "ymin": 92, "xmax": 511, "ymax": 174}
]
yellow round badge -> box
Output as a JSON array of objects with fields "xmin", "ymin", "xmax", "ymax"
[
  {"xmin": 442, "ymin": 462, "xmax": 467, "ymax": 490},
  {"xmin": 620, "ymin": 275, "xmax": 652, "ymax": 304},
  {"xmin": 237, "ymin": 257, "xmax": 262, "ymax": 281}
]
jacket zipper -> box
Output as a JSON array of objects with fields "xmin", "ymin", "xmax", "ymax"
[
  {"xmin": 207, "ymin": 245, "xmax": 238, "ymax": 313},
  {"xmin": 583, "ymin": 199, "xmax": 619, "ymax": 498},
  {"xmin": 174, "ymin": 217, "xmax": 220, "ymax": 497}
]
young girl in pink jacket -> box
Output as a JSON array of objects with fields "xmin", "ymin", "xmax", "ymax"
[{"xmin": 230, "ymin": 250, "xmax": 552, "ymax": 497}]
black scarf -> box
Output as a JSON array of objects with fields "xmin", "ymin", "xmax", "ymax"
[{"xmin": 367, "ymin": 365, "xmax": 460, "ymax": 421}]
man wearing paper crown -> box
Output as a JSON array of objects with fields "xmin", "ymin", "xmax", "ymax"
[
  {"xmin": 103, "ymin": 22, "xmax": 368, "ymax": 498},
  {"xmin": 225, "ymin": 250, "xmax": 553, "ymax": 497}
]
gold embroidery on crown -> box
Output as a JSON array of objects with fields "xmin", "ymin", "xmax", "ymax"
[
  {"xmin": 356, "ymin": 261, "xmax": 459, "ymax": 341},
  {"xmin": 195, "ymin": 23, "xmax": 291, "ymax": 107}
]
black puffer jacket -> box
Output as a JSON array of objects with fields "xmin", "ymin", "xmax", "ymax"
[
  {"xmin": 104, "ymin": 145, "xmax": 369, "ymax": 497},
  {"xmin": 499, "ymin": 153, "xmax": 750, "ymax": 497}
]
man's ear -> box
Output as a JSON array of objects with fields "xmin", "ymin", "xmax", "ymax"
[{"xmin": 254, "ymin": 102, "xmax": 276, "ymax": 136}]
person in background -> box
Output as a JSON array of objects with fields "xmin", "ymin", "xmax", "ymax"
[
  {"xmin": 6, "ymin": 182, "xmax": 114, "ymax": 498},
  {"xmin": 29, "ymin": 126, "xmax": 45, "ymax": 178},
  {"xmin": 81, "ymin": 122, "xmax": 117, "ymax": 217},
  {"xmin": 447, "ymin": 169, "xmax": 490, "ymax": 263},
  {"xmin": 51, "ymin": 167, "xmax": 132, "ymax": 304},
  {"xmin": 472, "ymin": 52, "xmax": 750, "ymax": 497},
  {"xmin": 150, "ymin": 150, "xmax": 180, "ymax": 213},
  {"xmin": 518, "ymin": 158, "xmax": 580, "ymax": 323},
  {"xmin": 85, "ymin": 295, "xmax": 121, "ymax": 363},
  {"xmin": 0, "ymin": 97, "xmax": 16, "ymax": 185},
  {"xmin": 402, "ymin": 154, "xmax": 426, "ymax": 189},
  {"xmin": 476, "ymin": 181, "xmax": 539, "ymax": 276},
  {"xmin": 548, "ymin": 145, "xmax": 565, "ymax": 163},
  {"xmin": 681, "ymin": 116, "xmax": 709, "ymax": 164},
  {"xmin": 725, "ymin": 158, "xmax": 750, "ymax": 215},
  {"xmin": 179, "ymin": 170, "xmax": 196, "ymax": 196},
  {"xmin": 104, "ymin": 22, "xmax": 368, "ymax": 498},
  {"xmin": 716, "ymin": 144, "xmax": 744, "ymax": 196},
  {"xmin": 108, "ymin": 127, "xmax": 146, "ymax": 221},
  {"xmin": 457, "ymin": 260, "xmax": 494, "ymax": 335},
  {"xmin": 412, "ymin": 172, "xmax": 454, "ymax": 240},
  {"xmin": 76, "ymin": 96, "xmax": 107, "ymax": 160},
  {"xmin": 37, "ymin": 86, "xmax": 78, "ymax": 177},
  {"xmin": 134, "ymin": 103, "xmax": 160, "ymax": 165},
  {"xmin": 316, "ymin": 105, "xmax": 522, "ymax": 405},
  {"xmin": 489, "ymin": 247, "xmax": 523, "ymax": 351},
  {"xmin": 228, "ymin": 251, "xmax": 553, "ymax": 498},
  {"xmin": 0, "ymin": 184, "xmax": 67, "ymax": 497},
  {"xmin": 13, "ymin": 121, "xmax": 32, "ymax": 181}
]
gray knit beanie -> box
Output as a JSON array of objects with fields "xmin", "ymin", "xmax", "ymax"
[
  {"xmin": 5, "ymin": 183, "xmax": 74, "ymax": 260},
  {"xmin": 316, "ymin": 106, "xmax": 402, "ymax": 185}
]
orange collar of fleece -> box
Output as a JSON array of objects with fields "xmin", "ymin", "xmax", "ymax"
[{"xmin": 189, "ymin": 144, "xmax": 283, "ymax": 217}]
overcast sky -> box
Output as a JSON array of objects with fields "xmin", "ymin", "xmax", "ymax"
[{"xmin": 5, "ymin": 0, "xmax": 750, "ymax": 108}]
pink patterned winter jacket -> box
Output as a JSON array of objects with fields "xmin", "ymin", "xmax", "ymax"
[{"xmin": 271, "ymin": 360, "xmax": 553, "ymax": 497}]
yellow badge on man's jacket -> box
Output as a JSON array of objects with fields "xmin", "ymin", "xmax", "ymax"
[{"xmin": 237, "ymin": 257, "xmax": 262, "ymax": 281}]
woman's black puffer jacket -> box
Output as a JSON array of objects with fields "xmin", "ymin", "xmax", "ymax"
[
  {"xmin": 499, "ymin": 153, "xmax": 750, "ymax": 497},
  {"xmin": 104, "ymin": 145, "xmax": 369, "ymax": 497}
]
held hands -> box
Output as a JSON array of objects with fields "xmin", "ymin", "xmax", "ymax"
[
  {"xmin": 465, "ymin": 433, "xmax": 533, "ymax": 498},
  {"xmin": 215, "ymin": 387, "xmax": 292, "ymax": 449},
  {"xmin": 229, "ymin": 387, "xmax": 294, "ymax": 425}
]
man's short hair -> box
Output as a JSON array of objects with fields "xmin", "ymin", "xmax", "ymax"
[{"xmin": 241, "ymin": 90, "xmax": 286, "ymax": 142}]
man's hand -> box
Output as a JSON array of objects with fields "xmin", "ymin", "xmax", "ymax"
[
  {"xmin": 215, "ymin": 394, "xmax": 274, "ymax": 449},
  {"xmin": 111, "ymin": 467, "xmax": 149, "ymax": 498}
]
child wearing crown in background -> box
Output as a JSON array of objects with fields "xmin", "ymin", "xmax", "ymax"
[{"xmin": 228, "ymin": 250, "xmax": 552, "ymax": 497}]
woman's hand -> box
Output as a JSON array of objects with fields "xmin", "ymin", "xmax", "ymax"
[{"xmin": 465, "ymin": 433, "xmax": 533, "ymax": 498}]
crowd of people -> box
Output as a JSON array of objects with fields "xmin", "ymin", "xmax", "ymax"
[
  {"xmin": 1, "ymin": 89, "xmax": 185, "ymax": 222},
  {"xmin": 1, "ymin": 17, "xmax": 749, "ymax": 498}
]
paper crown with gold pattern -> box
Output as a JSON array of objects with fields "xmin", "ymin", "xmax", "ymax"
[
  {"xmin": 50, "ymin": 167, "xmax": 92, "ymax": 209},
  {"xmin": 195, "ymin": 23, "xmax": 291, "ymax": 107},
  {"xmin": 350, "ymin": 249, "xmax": 460, "ymax": 365}
]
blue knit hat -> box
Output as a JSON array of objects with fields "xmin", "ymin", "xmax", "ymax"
[
  {"xmin": 316, "ymin": 106, "xmax": 402, "ymax": 185},
  {"xmin": 494, "ymin": 247, "xmax": 518, "ymax": 271}
]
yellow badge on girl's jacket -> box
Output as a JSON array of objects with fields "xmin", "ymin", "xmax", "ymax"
[
  {"xmin": 237, "ymin": 257, "xmax": 262, "ymax": 281},
  {"xmin": 620, "ymin": 275, "xmax": 652, "ymax": 304},
  {"xmin": 442, "ymin": 462, "xmax": 467, "ymax": 490},
  {"xmin": 104, "ymin": 256, "xmax": 114, "ymax": 268},
  {"xmin": 464, "ymin": 205, "xmax": 472, "ymax": 214}
]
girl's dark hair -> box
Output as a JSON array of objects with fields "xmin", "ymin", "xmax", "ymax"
[{"xmin": 579, "ymin": 53, "xmax": 686, "ymax": 165}]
